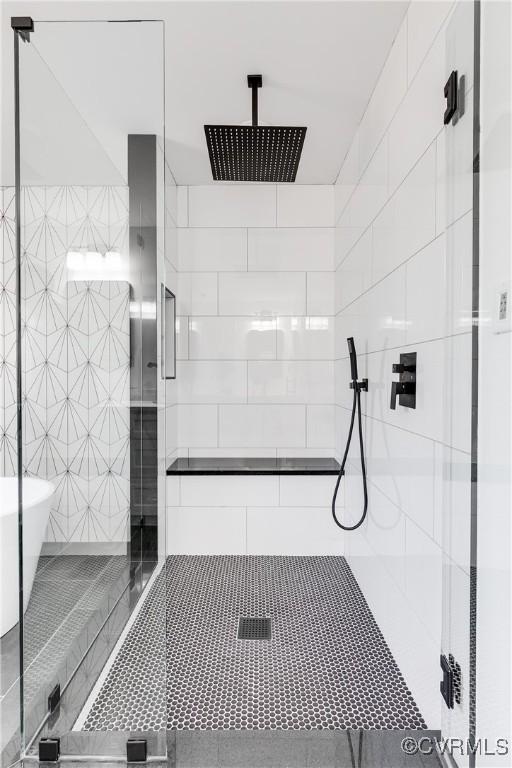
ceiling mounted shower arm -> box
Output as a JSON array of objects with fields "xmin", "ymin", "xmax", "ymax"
[{"xmin": 247, "ymin": 74, "xmax": 262, "ymax": 127}]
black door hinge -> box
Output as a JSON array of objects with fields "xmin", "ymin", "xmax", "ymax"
[{"xmin": 440, "ymin": 654, "xmax": 454, "ymax": 708}]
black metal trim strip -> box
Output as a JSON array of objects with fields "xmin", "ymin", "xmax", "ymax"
[
  {"xmin": 12, "ymin": 22, "xmax": 25, "ymax": 755},
  {"xmin": 469, "ymin": 0, "xmax": 481, "ymax": 764}
]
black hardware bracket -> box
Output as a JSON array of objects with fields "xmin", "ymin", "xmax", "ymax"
[
  {"xmin": 39, "ymin": 738, "xmax": 60, "ymax": 762},
  {"xmin": 440, "ymin": 654, "xmax": 454, "ymax": 709},
  {"xmin": 448, "ymin": 653, "xmax": 462, "ymax": 704},
  {"xmin": 247, "ymin": 74, "xmax": 263, "ymax": 127},
  {"xmin": 127, "ymin": 738, "xmax": 148, "ymax": 762},
  {"xmin": 349, "ymin": 378, "xmax": 369, "ymax": 393},
  {"xmin": 390, "ymin": 353, "xmax": 416, "ymax": 410},
  {"xmin": 11, "ymin": 16, "xmax": 33, "ymax": 42},
  {"xmin": 444, "ymin": 70, "xmax": 466, "ymax": 127}
]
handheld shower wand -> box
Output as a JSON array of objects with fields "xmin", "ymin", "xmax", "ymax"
[{"xmin": 332, "ymin": 337, "xmax": 368, "ymax": 531}]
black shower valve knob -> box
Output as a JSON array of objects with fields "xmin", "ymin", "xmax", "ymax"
[{"xmin": 392, "ymin": 362, "xmax": 416, "ymax": 374}]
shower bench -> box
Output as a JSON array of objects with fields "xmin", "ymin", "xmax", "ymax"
[
  {"xmin": 166, "ymin": 457, "xmax": 342, "ymax": 556},
  {"xmin": 166, "ymin": 457, "xmax": 340, "ymax": 476}
]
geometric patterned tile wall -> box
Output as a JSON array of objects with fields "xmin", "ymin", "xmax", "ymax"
[{"xmin": 0, "ymin": 185, "xmax": 130, "ymax": 543}]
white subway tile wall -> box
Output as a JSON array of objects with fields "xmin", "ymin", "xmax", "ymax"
[
  {"xmin": 175, "ymin": 184, "xmax": 335, "ymax": 458},
  {"xmin": 166, "ymin": 475, "xmax": 340, "ymax": 556},
  {"xmin": 334, "ymin": 0, "xmax": 472, "ymax": 731}
]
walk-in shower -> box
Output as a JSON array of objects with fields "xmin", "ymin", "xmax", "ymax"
[{"xmin": 2, "ymin": 2, "xmax": 511, "ymax": 767}]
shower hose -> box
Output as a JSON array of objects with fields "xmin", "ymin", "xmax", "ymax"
[{"xmin": 331, "ymin": 381, "xmax": 368, "ymax": 531}]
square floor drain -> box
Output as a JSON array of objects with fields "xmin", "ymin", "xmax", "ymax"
[{"xmin": 237, "ymin": 617, "xmax": 271, "ymax": 640}]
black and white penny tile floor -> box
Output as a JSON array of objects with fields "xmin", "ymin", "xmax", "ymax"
[{"xmin": 81, "ymin": 556, "xmax": 426, "ymax": 732}]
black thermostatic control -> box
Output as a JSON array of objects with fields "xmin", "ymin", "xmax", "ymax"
[{"xmin": 390, "ymin": 352, "xmax": 416, "ymax": 410}]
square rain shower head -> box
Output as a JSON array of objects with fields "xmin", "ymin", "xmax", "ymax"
[{"xmin": 204, "ymin": 124, "xmax": 307, "ymax": 182}]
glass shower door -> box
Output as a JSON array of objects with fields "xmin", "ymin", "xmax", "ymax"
[{"xmin": 14, "ymin": 19, "xmax": 167, "ymax": 761}]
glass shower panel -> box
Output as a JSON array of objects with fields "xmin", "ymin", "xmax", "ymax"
[
  {"xmin": 16, "ymin": 20, "xmax": 166, "ymax": 760},
  {"xmin": 440, "ymin": 1, "xmax": 476, "ymax": 757}
]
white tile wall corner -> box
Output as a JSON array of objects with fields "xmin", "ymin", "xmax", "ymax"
[
  {"xmin": 176, "ymin": 184, "xmax": 335, "ymax": 458},
  {"xmin": 276, "ymin": 185, "xmax": 334, "ymax": 227},
  {"xmin": 188, "ymin": 185, "xmax": 276, "ymax": 227},
  {"xmin": 334, "ymin": 0, "xmax": 474, "ymax": 729}
]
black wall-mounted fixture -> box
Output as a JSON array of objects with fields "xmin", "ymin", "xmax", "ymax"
[
  {"xmin": 390, "ymin": 352, "xmax": 416, "ymax": 410},
  {"xmin": 127, "ymin": 739, "xmax": 148, "ymax": 762},
  {"xmin": 204, "ymin": 74, "xmax": 307, "ymax": 182},
  {"xmin": 440, "ymin": 654, "xmax": 454, "ymax": 709},
  {"xmin": 444, "ymin": 70, "xmax": 466, "ymax": 126},
  {"xmin": 11, "ymin": 16, "xmax": 33, "ymax": 41},
  {"xmin": 444, "ymin": 70, "xmax": 458, "ymax": 125},
  {"xmin": 38, "ymin": 738, "xmax": 60, "ymax": 762}
]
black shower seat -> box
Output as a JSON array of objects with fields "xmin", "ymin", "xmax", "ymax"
[{"xmin": 166, "ymin": 457, "xmax": 340, "ymax": 476}]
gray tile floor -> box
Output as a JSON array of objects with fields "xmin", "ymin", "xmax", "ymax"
[
  {"xmin": 1, "ymin": 554, "xmax": 129, "ymax": 764},
  {"xmin": 83, "ymin": 556, "xmax": 426, "ymax": 733}
]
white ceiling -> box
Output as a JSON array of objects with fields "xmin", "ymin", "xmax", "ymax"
[
  {"xmin": 1, "ymin": 1, "xmax": 408, "ymax": 186},
  {"xmin": 164, "ymin": 1, "xmax": 408, "ymax": 184}
]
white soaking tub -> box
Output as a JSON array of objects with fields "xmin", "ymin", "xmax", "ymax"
[{"xmin": 0, "ymin": 477, "xmax": 54, "ymax": 637}]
